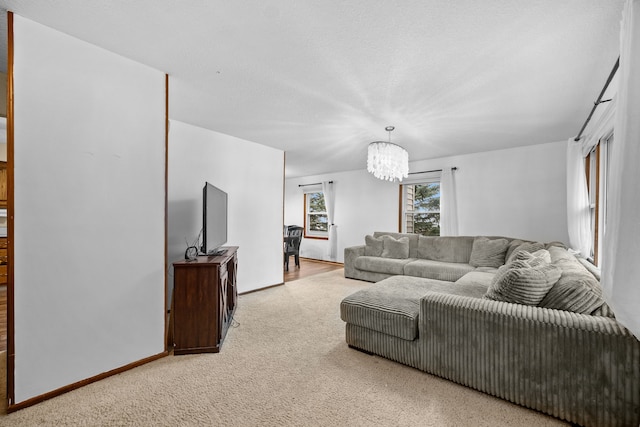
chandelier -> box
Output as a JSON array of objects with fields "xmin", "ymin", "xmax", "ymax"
[{"xmin": 367, "ymin": 126, "xmax": 409, "ymax": 182}]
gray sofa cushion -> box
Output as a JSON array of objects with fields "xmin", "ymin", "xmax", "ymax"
[
  {"xmin": 354, "ymin": 256, "xmax": 415, "ymax": 275},
  {"xmin": 340, "ymin": 276, "xmax": 487, "ymax": 341},
  {"xmin": 469, "ymin": 237, "xmax": 509, "ymax": 268},
  {"xmin": 403, "ymin": 259, "xmax": 475, "ymax": 282},
  {"xmin": 417, "ymin": 236, "xmax": 475, "ymax": 263},
  {"xmin": 364, "ymin": 235, "xmax": 384, "ymax": 256},
  {"xmin": 484, "ymin": 259, "xmax": 561, "ymax": 305},
  {"xmin": 381, "ymin": 235, "xmax": 410, "ymax": 259}
]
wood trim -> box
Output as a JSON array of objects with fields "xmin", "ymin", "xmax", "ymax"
[
  {"xmin": 7, "ymin": 351, "xmax": 169, "ymax": 413},
  {"xmin": 298, "ymin": 257, "xmax": 343, "ymax": 266},
  {"xmin": 239, "ymin": 282, "xmax": 284, "ymax": 295},
  {"xmin": 6, "ymin": 10, "xmax": 15, "ymax": 408},
  {"xmin": 164, "ymin": 74, "xmax": 169, "ymax": 350},
  {"xmin": 584, "ymin": 143, "xmax": 602, "ymax": 265}
]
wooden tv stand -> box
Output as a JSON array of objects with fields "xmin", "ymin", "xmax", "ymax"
[{"xmin": 172, "ymin": 246, "xmax": 238, "ymax": 355}]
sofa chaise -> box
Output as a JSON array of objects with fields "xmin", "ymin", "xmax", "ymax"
[{"xmin": 340, "ymin": 232, "xmax": 640, "ymax": 427}]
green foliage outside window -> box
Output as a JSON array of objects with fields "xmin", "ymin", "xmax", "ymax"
[
  {"xmin": 407, "ymin": 183, "xmax": 440, "ymax": 236},
  {"xmin": 308, "ymin": 192, "xmax": 328, "ymax": 232}
]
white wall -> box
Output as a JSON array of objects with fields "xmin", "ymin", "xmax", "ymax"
[
  {"xmin": 285, "ymin": 170, "xmax": 398, "ymax": 262},
  {"xmin": 411, "ymin": 141, "xmax": 569, "ymax": 242},
  {"xmin": 13, "ymin": 16, "xmax": 166, "ymax": 403},
  {"xmin": 285, "ymin": 141, "xmax": 569, "ymax": 263},
  {"xmin": 168, "ymin": 120, "xmax": 284, "ymax": 294}
]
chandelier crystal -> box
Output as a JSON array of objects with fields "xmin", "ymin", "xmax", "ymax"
[{"xmin": 367, "ymin": 126, "xmax": 409, "ymax": 182}]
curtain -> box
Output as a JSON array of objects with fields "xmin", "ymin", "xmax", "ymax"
[
  {"xmin": 440, "ymin": 168, "xmax": 458, "ymax": 236},
  {"xmin": 322, "ymin": 181, "xmax": 337, "ymax": 261},
  {"xmin": 601, "ymin": 0, "xmax": 640, "ymax": 339},
  {"xmin": 566, "ymin": 138, "xmax": 592, "ymax": 257}
]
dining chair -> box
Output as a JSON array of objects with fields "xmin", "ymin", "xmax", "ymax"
[{"xmin": 284, "ymin": 226, "xmax": 303, "ymax": 271}]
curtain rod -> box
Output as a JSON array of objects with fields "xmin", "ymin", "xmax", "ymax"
[
  {"xmin": 298, "ymin": 180, "xmax": 333, "ymax": 187},
  {"xmin": 408, "ymin": 167, "xmax": 457, "ymax": 175},
  {"xmin": 574, "ymin": 56, "xmax": 619, "ymax": 141}
]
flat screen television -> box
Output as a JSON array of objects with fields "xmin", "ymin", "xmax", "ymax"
[{"xmin": 201, "ymin": 182, "xmax": 228, "ymax": 256}]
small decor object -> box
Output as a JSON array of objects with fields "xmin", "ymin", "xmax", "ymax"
[
  {"xmin": 185, "ymin": 246, "xmax": 198, "ymax": 261},
  {"xmin": 367, "ymin": 126, "xmax": 409, "ymax": 182}
]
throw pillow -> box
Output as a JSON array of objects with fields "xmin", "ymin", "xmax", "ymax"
[
  {"xmin": 592, "ymin": 302, "xmax": 616, "ymax": 317},
  {"xmin": 514, "ymin": 249, "xmax": 551, "ymax": 267},
  {"xmin": 484, "ymin": 259, "xmax": 561, "ymax": 306},
  {"xmin": 539, "ymin": 277, "xmax": 605, "ymax": 314},
  {"xmin": 506, "ymin": 241, "xmax": 545, "ymax": 264},
  {"xmin": 505, "ymin": 239, "xmax": 524, "ymax": 262},
  {"xmin": 381, "ymin": 235, "xmax": 410, "ymax": 259},
  {"xmin": 364, "ymin": 235, "xmax": 384, "ymax": 257},
  {"xmin": 469, "ymin": 237, "xmax": 509, "ymax": 268},
  {"xmin": 540, "ymin": 246, "xmax": 611, "ymax": 315}
]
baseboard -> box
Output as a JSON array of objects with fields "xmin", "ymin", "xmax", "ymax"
[
  {"xmin": 239, "ymin": 282, "xmax": 284, "ymax": 295},
  {"xmin": 7, "ymin": 351, "xmax": 169, "ymax": 413},
  {"xmin": 299, "ymin": 257, "xmax": 344, "ymax": 266}
]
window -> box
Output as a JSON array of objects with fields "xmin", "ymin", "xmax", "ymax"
[
  {"xmin": 304, "ymin": 191, "xmax": 328, "ymax": 239},
  {"xmin": 401, "ymin": 182, "xmax": 440, "ymax": 236},
  {"xmin": 585, "ymin": 133, "xmax": 612, "ymax": 266}
]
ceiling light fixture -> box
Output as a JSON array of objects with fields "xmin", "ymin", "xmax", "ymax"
[{"xmin": 367, "ymin": 126, "xmax": 409, "ymax": 182}]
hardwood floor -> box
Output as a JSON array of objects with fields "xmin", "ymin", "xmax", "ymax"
[{"xmin": 284, "ymin": 258, "xmax": 343, "ymax": 282}]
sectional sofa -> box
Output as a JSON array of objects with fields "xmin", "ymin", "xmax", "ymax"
[{"xmin": 340, "ymin": 232, "xmax": 640, "ymax": 427}]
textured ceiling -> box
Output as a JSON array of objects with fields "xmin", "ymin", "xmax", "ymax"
[{"xmin": 0, "ymin": 0, "xmax": 625, "ymax": 178}]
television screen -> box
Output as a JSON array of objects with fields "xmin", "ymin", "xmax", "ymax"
[{"xmin": 202, "ymin": 182, "xmax": 228, "ymax": 256}]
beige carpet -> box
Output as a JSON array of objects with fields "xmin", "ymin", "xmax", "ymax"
[{"xmin": 0, "ymin": 270, "xmax": 567, "ymax": 426}]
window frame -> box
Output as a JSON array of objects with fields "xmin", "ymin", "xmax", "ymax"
[
  {"xmin": 303, "ymin": 191, "xmax": 329, "ymax": 240},
  {"xmin": 585, "ymin": 132, "xmax": 612, "ymax": 266},
  {"xmin": 399, "ymin": 178, "xmax": 441, "ymax": 236}
]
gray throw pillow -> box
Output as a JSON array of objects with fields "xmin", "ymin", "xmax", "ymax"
[
  {"xmin": 540, "ymin": 246, "xmax": 611, "ymax": 315},
  {"xmin": 484, "ymin": 259, "xmax": 561, "ymax": 306},
  {"xmin": 539, "ymin": 263, "xmax": 608, "ymax": 315},
  {"xmin": 469, "ymin": 237, "xmax": 509, "ymax": 268},
  {"xmin": 505, "ymin": 239, "xmax": 525, "ymax": 262},
  {"xmin": 364, "ymin": 235, "xmax": 384, "ymax": 256},
  {"xmin": 506, "ymin": 241, "xmax": 545, "ymax": 264},
  {"xmin": 539, "ymin": 277, "xmax": 606, "ymax": 314},
  {"xmin": 514, "ymin": 249, "xmax": 551, "ymax": 267},
  {"xmin": 381, "ymin": 235, "xmax": 410, "ymax": 259}
]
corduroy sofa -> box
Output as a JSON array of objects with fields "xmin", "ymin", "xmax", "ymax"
[{"xmin": 340, "ymin": 232, "xmax": 640, "ymax": 427}]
